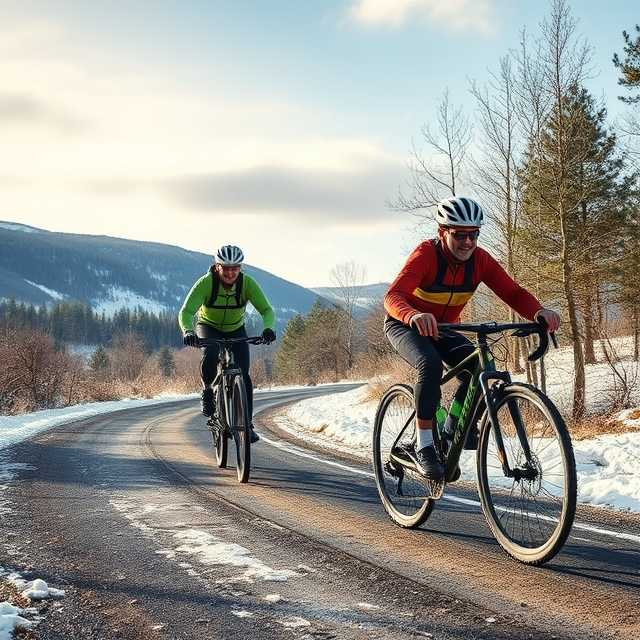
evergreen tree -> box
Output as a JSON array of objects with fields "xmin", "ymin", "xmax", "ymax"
[
  {"xmin": 275, "ymin": 314, "xmax": 305, "ymax": 383},
  {"xmin": 88, "ymin": 345, "xmax": 109, "ymax": 373},
  {"xmin": 157, "ymin": 346, "xmax": 176, "ymax": 377},
  {"xmin": 299, "ymin": 300, "xmax": 344, "ymax": 383},
  {"xmin": 520, "ymin": 82, "xmax": 635, "ymax": 416},
  {"xmin": 613, "ymin": 24, "xmax": 640, "ymax": 103}
]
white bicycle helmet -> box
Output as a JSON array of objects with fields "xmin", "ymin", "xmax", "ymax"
[
  {"xmin": 435, "ymin": 197, "xmax": 485, "ymax": 227},
  {"xmin": 214, "ymin": 245, "xmax": 244, "ymax": 265}
]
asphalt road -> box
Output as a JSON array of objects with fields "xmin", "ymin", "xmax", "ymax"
[{"xmin": 0, "ymin": 385, "xmax": 638, "ymax": 640}]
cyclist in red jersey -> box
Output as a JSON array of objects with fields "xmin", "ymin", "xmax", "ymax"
[{"xmin": 384, "ymin": 197, "xmax": 560, "ymax": 479}]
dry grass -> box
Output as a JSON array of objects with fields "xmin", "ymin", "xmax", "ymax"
[
  {"xmin": 0, "ymin": 579, "xmax": 39, "ymax": 638},
  {"xmin": 0, "ymin": 579, "xmax": 30, "ymax": 607},
  {"xmin": 569, "ymin": 414, "xmax": 638, "ymax": 441}
]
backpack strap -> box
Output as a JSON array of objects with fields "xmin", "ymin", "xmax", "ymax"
[{"xmin": 204, "ymin": 266, "xmax": 244, "ymax": 309}]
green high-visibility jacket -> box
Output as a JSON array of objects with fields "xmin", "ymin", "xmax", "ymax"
[{"xmin": 178, "ymin": 271, "xmax": 275, "ymax": 335}]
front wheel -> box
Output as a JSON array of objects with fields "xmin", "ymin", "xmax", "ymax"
[
  {"xmin": 477, "ymin": 382, "xmax": 577, "ymax": 565},
  {"xmin": 211, "ymin": 387, "xmax": 228, "ymax": 467},
  {"xmin": 229, "ymin": 374, "xmax": 251, "ymax": 483},
  {"xmin": 372, "ymin": 384, "xmax": 435, "ymax": 528}
]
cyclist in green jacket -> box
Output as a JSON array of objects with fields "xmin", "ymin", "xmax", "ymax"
[{"xmin": 179, "ymin": 245, "xmax": 276, "ymax": 443}]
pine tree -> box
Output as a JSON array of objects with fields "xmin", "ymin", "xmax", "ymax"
[
  {"xmin": 520, "ymin": 82, "xmax": 635, "ymax": 416},
  {"xmin": 157, "ymin": 346, "xmax": 176, "ymax": 377},
  {"xmin": 275, "ymin": 314, "xmax": 305, "ymax": 383},
  {"xmin": 88, "ymin": 345, "xmax": 109, "ymax": 373},
  {"xmin": 613, "ymin": 24, "xmax": 640, "ymax": 103}
]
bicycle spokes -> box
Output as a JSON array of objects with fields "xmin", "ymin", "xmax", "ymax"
[
  {"xmin": 372, "ymin": 384, "xmax": 435, "ymax": 528},
  {"xmin": 477, "ymin": 383, "xmax": 576, "ymax": 565}
]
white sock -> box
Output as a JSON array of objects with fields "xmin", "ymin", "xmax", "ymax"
[{"xmin": 416, "ymin": 427, "xmax": 433, "ymax": 450}]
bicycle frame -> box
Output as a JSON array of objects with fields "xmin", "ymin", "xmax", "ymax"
[
  {"xmin": 197, "ymin": 335, "xmax": 264, "ymax": 483},
  {"xmin": 199, "ymin": 336, "xmax": 262, "ymax": 431},
  {"xmin": 438, "ymin": 323, "xmax": 549, "ymax": 482},
  {"xmin": 212, "ymin": 343, "xmax": 242, "ymax": 429}
]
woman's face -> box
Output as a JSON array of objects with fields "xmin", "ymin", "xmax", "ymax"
[{"xmin": 218, "ymin": 264, "xmax": 242, "ymax": 285}]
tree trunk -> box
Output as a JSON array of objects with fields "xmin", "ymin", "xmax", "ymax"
[
  {"xmin": 583, "ymin": 295, "xmax": 597, "ymax": 364},
  {"xmin": 564, "ymin": 267, "xmax": 586, "ymax": 419}
]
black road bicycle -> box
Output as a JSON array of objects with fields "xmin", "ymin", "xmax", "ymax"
[
  {"xmin": 372, "ymin": 321, "xmax": 577, "ymax": 565},
  {"xmin": 197, "ymin": 336, "xmax": 264, "ymax": 483}
]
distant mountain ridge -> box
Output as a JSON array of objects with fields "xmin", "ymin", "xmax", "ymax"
[
  {"xmin": 0, "ymin": 221, "xmax": 355, "ymax": 329},
  {"xmin": 309, "ymin": 283, "xmax": 388, "ymax": 316}
]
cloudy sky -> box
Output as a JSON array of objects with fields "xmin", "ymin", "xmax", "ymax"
[{"xmin": 0, "ymin": 0, "xmax": 637, "ymax": 287}]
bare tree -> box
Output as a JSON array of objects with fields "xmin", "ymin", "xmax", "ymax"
[
  {"xmin": 470, "ymin": 56, "xmax": 536, "ymax": 376},
  {"xmin": 108, "ymin": 330, "xmax": 148, "ymax": 383},
  {"xmin": 0, "ymin": 324, "xmax": 73, "ymax": 413},
  {"xmin": 329, "ymin": 261, "xmax": 367, "ymax": 370},
  {"xmin": 388, "ymin": 89, "xmax": 473, "ymax": 233}
]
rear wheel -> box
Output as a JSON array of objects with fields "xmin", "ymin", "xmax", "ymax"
[
  {"xmin": 372, "ymin": 384, "xmax": 435, "ymax": 528},
  {"xmin": 229, "ymin": 374, "xmax": 251, "ymax": 483},
  {"xmin": 477, "ymin": 382, "xmax": 577, "ymax": 565}
]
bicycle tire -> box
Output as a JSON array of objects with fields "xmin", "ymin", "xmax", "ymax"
[
  {"xmin": 229, "ymin": 374, "xmax": 251, "ymax": 483},
  {"xmin": 477, "ymin": 382, "xmax": 577, "ymax": 565},
  {"xmin": 212, "ymin": 387, "xmax": 228, "ymax": 468},
  {"xmin": 372, "ymin": 383, "xmax": 435, "ymax": 528}
]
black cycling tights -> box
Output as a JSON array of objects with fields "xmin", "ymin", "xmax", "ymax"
[
  {"xmin": 195, "ymin": 323, "xmax": 254, "ymax": 419},
  {"xmin": 384, "ymin": 317, "xmax": 474, "ymax": 421}
]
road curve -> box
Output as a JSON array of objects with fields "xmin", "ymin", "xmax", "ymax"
[{"xmin": 0, "ymin": 386, "xmax": 637, "ymax": 639}]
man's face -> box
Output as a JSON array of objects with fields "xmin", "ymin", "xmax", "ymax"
[
  {"xmin": 441, "ymin": 227, "xmax": 480, "ymax": 262},
  {"xmin": 219, "ymin": 264, "xmax": 241, "ymax": 285}
]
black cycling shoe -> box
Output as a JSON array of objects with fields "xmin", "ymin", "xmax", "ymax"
[
  {"xmin": 250, "ymin": 427, "xmax": 260, "ymax": 444},
  {"xmin": 201, "ymin": 388, "xmax": 215, "ymax": 417},
  {"xmin": 413, "ymin": 445, "xmax": 445, "ymax": 479},
  {"xmin": 391, "ymin": 442, "xmax": 414, "ymax": 463}
]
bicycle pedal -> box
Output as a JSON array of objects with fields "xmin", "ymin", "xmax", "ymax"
[{"xmin": 384, "ymin": 459, "xmax": 403, "ymax": 478}]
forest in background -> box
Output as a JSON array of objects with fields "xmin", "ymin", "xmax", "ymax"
[{"xmin": 2, "ymin": 1, "xmax": 640, "ymax": 435}]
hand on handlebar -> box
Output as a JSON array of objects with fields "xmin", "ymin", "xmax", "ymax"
[
  {"xmin": 259, "ymin": 328, "xmax": 276, "ymax": 344},
  {"xmin": 535, "ymin": 309, "xmax": 561, "ymax": 333},
  {"xmin": 410, "ymin": 312, "xmax": 439, "ymax": 338},
  {"xmin": 182, "ymin": 331, "xmax": 199, "ymax": 348}
]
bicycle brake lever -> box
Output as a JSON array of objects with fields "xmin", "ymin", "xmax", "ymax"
[
  {"xmin": 527, "ymin": 330, "xmax": 549, "ymax": 361},
  {"xmin": 550, "ymin": 332, "xmax": 558, "ymax": 348}
]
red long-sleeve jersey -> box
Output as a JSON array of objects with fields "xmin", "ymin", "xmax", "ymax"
[{"xmin": 384, "ymin": 239, "xmax": 543, "ymax": 325}]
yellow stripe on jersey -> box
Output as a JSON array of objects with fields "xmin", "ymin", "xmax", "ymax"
[{"xmin": 412, "ymin": 288, "xmax": 474, "ymax": 306}]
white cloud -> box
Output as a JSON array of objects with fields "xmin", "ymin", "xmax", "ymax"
[
  {"xmin": 0, "ymin": 20, "xmax": 64, "ymax": 51},
  {"xmin": 0, "ymin": 11, "xmax": 419, "ymax": 286},
  {"xmin": 347, "ymin": 0, "xmax": 501, "ymax": 33}
]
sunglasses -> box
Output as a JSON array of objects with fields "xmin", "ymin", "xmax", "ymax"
[{"xmin": 449, "ymin": 229, "xmax": 480, "ymax": 242}]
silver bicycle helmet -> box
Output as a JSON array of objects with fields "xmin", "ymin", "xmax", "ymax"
[
  {"xmin": 214, "ymin": 245, "xmax": 244, "ymax": 265},
  {"xmin": 435, "ymin": 197, "xmax": 485, "ymax": 227}
]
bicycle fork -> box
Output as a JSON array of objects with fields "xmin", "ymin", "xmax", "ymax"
[{"xmin": 479, "ymin": 371, "xmax": 536, "ymax": 480}]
